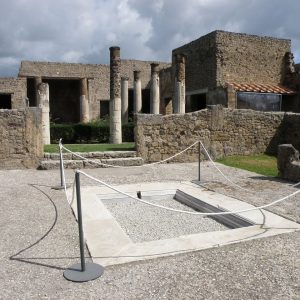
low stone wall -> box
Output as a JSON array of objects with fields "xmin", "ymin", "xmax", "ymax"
[
  {"xmin": 0, "ymin": 108, "xmax": 43, "ymax": 169},
  {"xmin": 135, "ymin": 106, "xmax": 300, "ymax": 162}
]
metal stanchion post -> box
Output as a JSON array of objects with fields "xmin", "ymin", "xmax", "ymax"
[
  {"xmin": 192, "ymin": 141, "xmax": 202, "ymax": 186},
  {"xmin": 198, "ymin": 141, "xmax": 201, "ymax": 182},
  {"xmin": 64, "ymin": 171, "xmax": 104, "ymax": 282},
  {"xmin": 52, "ymin": 139, "xmax": 70, "ymax": 190},
  {"xmin": 59, "ymin": 141, "xmax": 65, "ymax": 188}
]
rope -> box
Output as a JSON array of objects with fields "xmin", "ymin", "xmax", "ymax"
[
  {"xmin": 77, "ymin": 170, "xmax": 300, "ymax": 216},
  {"xmin": 61, "ymin": 140, "xmax": 199, "ymax": 168},
  {"xmin": 199, "ymin": 141, "xmax": 300, "ymax": 192},
  {"xmin": 59, "ymin": 139, "xmax": 300, "ymax": 199}
]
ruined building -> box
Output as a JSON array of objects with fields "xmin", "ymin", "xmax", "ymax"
[{"xmin": 1, "ymin": 30, "xmax": 300, "ymax": 124}]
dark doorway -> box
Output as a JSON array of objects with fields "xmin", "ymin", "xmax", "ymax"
[
  {"xmin": 141, "ymin": 89, "xmax": 150, "ymax": 113},
  {"xmin": 281, "ymin": 94, "xmax": 298, "ymax": 112},
  {"xmin": 128, "ymin": 89, "xmax": 134, "ymax": 120},
  {"xmin": 100, "ymin": 101, "xmax": 109, "ymax": 118},
  {"xmin": 127, "ymin": 88, "xmax": 151, "ymax": 117},
  {"xmin": 43, "ymin": 79, "xmax": 80, "ymax": 123},
  {"xmin": 190, "ymin": 93, "xmax": 206, "ymax": 112},
  {"xmin": 27, "ymin": 78, "xmax": 36, "ymax": 106},
  {"xmin": 0, "ymin": 94, "xmax": 12, "ymax": 109}
]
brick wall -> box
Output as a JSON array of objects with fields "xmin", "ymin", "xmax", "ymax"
[
  {"xmin": 0, "ymin": 108, "xmax": 43, "ymax": 169},
  {"xmin": 135, "ymin": 106, "xmax": 300, "ymax": 162},
  {"xmin": 0, "ymin": 78, "xmax": 27, "ymax": 108}
]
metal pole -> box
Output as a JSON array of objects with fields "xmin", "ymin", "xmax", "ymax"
[
  {"xmin": 75, "ymin": 172, "xmax": 86, "ymax": 272},
  {"xmin": 198, "ymin": 141, "xmax": 201, "ymax": 182},
  {"xmin": 63, "ymin": 171, "xmax": 104, "ymax": 282},
  {"xmin": 59, "ymin": 140, "xmax": 65, "ymax": 188}
]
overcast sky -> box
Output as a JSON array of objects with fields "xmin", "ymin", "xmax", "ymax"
[{"xmin": 0, "ymin": 0, "xmax": 299, "ymax": 76}]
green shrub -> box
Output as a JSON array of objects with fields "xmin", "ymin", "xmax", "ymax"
[
  {"xmin": 50, "ymin": 124, "xmax": 75, "ymax": 143},
  {"xmin": 122, "ymin": 123, "xmax": 134, "ymax": 142},
  {"xmin": 50, "ymin": 122, "xmax": 134, "ymax": 144}
]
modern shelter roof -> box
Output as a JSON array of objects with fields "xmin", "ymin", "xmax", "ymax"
[{"xmin": 227, "ymin": 82, "xmax": 296, "ymax": 95}]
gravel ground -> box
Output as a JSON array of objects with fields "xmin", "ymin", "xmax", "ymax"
[
  {"xmin": 101, "ymin": 195, "xmax": 228, "ymax": 242},
  {"xmin": 0, "ymin": 162, "xmax": 299, "ymax": 299}
]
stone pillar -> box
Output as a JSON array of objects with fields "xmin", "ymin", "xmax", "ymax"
[
  {"xmin": 80, "ymin": 78, "xmax": 89, "ymax": 123},
  {"xmin": 134, "ymin": 70, "xmax": 142, "ymax": 113},
  {"xmin": 109, "ymin": 46, "xmax": 122, "ymax": 144},
  {"xmin": 150, "ymin": 63, "xmax": 160, "ymax": 114},
  {"xmin": 37, "ymin": 83, "xmax": 50, "ymax": 145},
  {"xmin": 34, "ymin": 76, "xmax": 42, "ymax": 106},
  {"xmin": 173, "ymin": 54, "xmax": 186, "ymax": 114},
  {"xmin": 121, "ymin": 76, "xmax": 129, "ymax": 124}
]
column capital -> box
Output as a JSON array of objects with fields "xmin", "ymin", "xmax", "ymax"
[
  {"xmin": 121, "ymin": 76, "xmax": 129, "ymax": 81},
  {"xmin": 150, "ymin": 63, "xmax": 160, "ymax": 74},
  {"xmin": 134, "ymin": 70, "xmax": 141, "ymax": 80},
  {"xmin": 109, "ymin": 46, "xmax": 120, "ymax": 56}
]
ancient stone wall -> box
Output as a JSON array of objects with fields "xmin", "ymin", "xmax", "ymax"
[
  {"xmin": 0, "ymin": 78, "xmax": 27, "ymax": 108},
  {"xmin": 135, "ymin": 106, "xmax": 300, "ymax": 162},
  {"xmin": 0, "ymin": 108, "xmax": 43, "ymax": 169},
  {"xmin": 19, "ymin": 61, "xmax": 105, "ymax": 78},
  {"xmin": 172, "ymin": 31, "xmax": 217, "ymax": 92},
  {"xmin": 172, "ymin": 31, "xmax": 291, "ymax": 95},
  {"xmin": 216, "ymin": 31, "xmax": 291, "ymax": 86}
]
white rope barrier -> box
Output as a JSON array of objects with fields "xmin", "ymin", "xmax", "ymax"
[
  {"xmin": 61, "ymin": 140, "xmax": 199, "ymax": 168},
  {"xmin": 199, "ymin": 141, "xmax": 300, "ymax": 191},
  {"xmin": 59, "ymin": 138, "xmax": 300, "ymax": 199},
  {"xmin": 77, "ymin": 169, "xmax": 300, "ymax": 216}
]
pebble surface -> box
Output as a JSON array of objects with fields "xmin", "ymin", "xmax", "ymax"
[
  {"xmin": 101, "ymin": 195, "xmax": 228, "ymax": 242},
  {"xmin": 0, "ymin": 162, "xmax": 299, "ymax": 299}
]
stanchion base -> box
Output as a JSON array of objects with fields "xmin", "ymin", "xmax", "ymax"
[
  {"xmin": 63, "ymin": 262, "xmax": 104, "ymax": 282},
  {"xmin": 191, "ymin": 180, "xmax": 207, "ymax": 187},
  {"xmin": 52, "ymin": 184, "xmax": 71, "ymax": 190}
]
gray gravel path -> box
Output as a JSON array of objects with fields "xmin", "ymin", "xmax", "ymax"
[{"xmin": 0, "ymin": 162, "xmax": 299, "ymax": 299}]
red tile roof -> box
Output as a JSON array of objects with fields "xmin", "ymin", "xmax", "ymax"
[{"xmin": 227, "ymin": 82, "xmax": 296, "ymax": 94}]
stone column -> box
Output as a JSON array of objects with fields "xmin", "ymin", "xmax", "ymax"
[
  {"xmin": 37, "ymin": 83, "xmax": 50, "ymax": 145},
  {"xmin": 80, "ymin": 78, "xmax": 89, "ymax": 123},
  {"xmin": 34, "ymin": 76, "xmax": 42, "ymax": 106},
  {"xmin": 134, "ymin": 70, "xmax": 142, "ymax": 113},
  {"xmin": 173, "ymin": 54, "xmax": 186, "ymax": 114},
  {"xmin": 150, "ymin": 63, "xmax": 160, "ymax": 114},
  {"xmin": 121, "ymin": 76, "xmax": 129, "ymax": 124},
  {"xmin": 109, "ymin": 46, "xmax": 122, "ymax": 144}
]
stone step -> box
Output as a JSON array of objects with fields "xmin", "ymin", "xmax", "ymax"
[
  {"xmin": 43, "ymin": 151, "xmax": 137, "ymax": 161},
  {"xmin": 38, "ymin": 157, "xmax": 144, "ymax": 170}
]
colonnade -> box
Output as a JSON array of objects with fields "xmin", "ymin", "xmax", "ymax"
[{"xmin": 34, "ymin": 47, "xmax": 186, "ymax": 145}]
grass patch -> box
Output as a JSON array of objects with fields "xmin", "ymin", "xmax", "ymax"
[
  {"xmin": 44, "ymin": 143, "xmax": 135, "ymax": 153},
  {"xmin": 216, "ymin": 154, "xmax": 278, "ymax": 177}
]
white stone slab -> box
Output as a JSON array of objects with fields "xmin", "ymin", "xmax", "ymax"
[{"xmin": 67, "ymin": 181, "xmax": 300, "ymax": 266}]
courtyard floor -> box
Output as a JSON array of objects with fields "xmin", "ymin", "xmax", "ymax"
[{"xmin": 0, "ymin": 162, "xmax": 299, "ymax": 299}]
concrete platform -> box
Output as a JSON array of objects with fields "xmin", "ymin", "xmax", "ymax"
[{"xmin": 67, "ymin": 181, "xmax": 300, "ymax": 266}]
